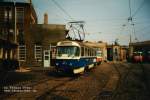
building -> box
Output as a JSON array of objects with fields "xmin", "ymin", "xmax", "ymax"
[
  {"xmin": 0, "ymin": 0, "xmax": 37, "ymax": 44},
  {"xmin": 107, "ymin": 44, "xmax": 128, "ymax": 61},
  {"xmin": 0, "ymin": 0, "xmax": 67, "ymax": 68},
  {"xmin": 129, "ymin": 40, "xmax": 150, "ymax": 62},
  {"xmin": 0, "ymin": 0, "xmax": 37, "ymax": 70},
  {"xmin": 21, "ymin": 24, "xmax": 66, "ymax": 67},
  {"xmin": 120, "ymin": 46, "xmax": 128, "ymax": 61},
  {"xmin": 129, "ymin": 41, "xmax": 150, "ymax": 56}
]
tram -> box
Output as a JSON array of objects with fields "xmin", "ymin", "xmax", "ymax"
[
  {"xmin": 147, "ymin": 51, "xmax": 150, "ymax": 62},
  {"xmin": 144, "ymin": 51, "xmax": 150, "ymax": 62},
  {"xmin": 96, "ymin": 50, "xmax": 102, "ymax": 65},
  {"xmin": 55, "ymin": 41, "xmax": 97, "ymax": 74},
  {"xmin": 132, "ymin": 51, "xmax": 143, "ymax": 62}
]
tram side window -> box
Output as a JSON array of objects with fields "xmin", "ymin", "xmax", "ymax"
[
  {"xmin": 89, "ymin": 49, "xmax": 91, "ymax": 56},
  {"xmin": 86, "ymin": 48, "xmax": 89, "ymax": 56},
  {"xmin": 90, "ymin": 49, "xmax": 92, "ymax": 56},
  {"xmin": 85, "ymin": 48, "xmax": 87, "ymax": 56},
  {"xmin": 88, "ymin": 48, "xmax": 91, "ymax": 56},
  {"xmin": 88, "ymin": 48, "xmax": 90, "ymax": 57},
  {"xmin": 81, "ymin": 47, "xmax": 84, "ymax": 57},
  {"xmin": 93, "ymin": 49, "xmax": 95, "ymax": 56},
  {"xmin": 94, "ymin": 50, "xmax": 96, "ymax": 56},
  {"xmin": 75, "ymin": 47, "xmax": 80, "ymax": 56},
  {"xmin": 92, "ymin": 49, "xmax": 94, "ymax": 56}
]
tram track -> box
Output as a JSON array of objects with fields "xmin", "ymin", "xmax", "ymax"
[
  {"xmin": 0, "ymin": 71, "xmax": 52, "ymax": 99},
  {"xmin": 1, "ymin": 62, "xmax": 149, "ymax": 100},
  {"xmin": 111, "ymin": 62, "xmax": 134, "ymax": 99},
  {"xmin": 0, "ymin": 70, "xmax": 82, "ymax": 99},
  {"xmin": 35, "ymin": 63, "xmax": 113, "ymax": 100},
  {"xmin": 36, "ymin": 76, "xmax": 79, "ymax": 99},
  {"xmin": 112, "ymin": 62, "xmax": 150, "ymax": 100},
  {"xmin": 36, "ymin": 66, "xmax": 110, "ymax": 100},
  {"xmin": 138, "ymin": 63, "xmax": 150, "ymax": 95}
]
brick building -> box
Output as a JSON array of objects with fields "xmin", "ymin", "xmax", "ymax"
[
  {"xmin": 0, "ymin": 0, "xmax": 37, "ymax": 70},
  {"xmin": 21, "ymin": 24, "xmax": 66, "ymax": 67},
  {"xmin": 0, "ymin": 0, "xmax": 66, "ymax": 68}
]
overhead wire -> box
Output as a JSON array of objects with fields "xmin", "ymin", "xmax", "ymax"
[
  {"xmin": 137, "ymin": 27, "xmax": 150, "ymax": 41},
  {"xmin": 131, "ymin": 0, "xmax": 146, "ymax": 17},
  {"xmin": 45, "ymin": 0, "xmax": 69, "ymax": 22},
  {"xmin": 50, "ymin": 0, "xmax": 88, "ymax": 40},
  {"xmin": 136, "ymin": 24, "xmax": 150, "ymax": 33},
  {"xmin": 51, "ymin": 0, "xmax": 74, "ymax": 20}
]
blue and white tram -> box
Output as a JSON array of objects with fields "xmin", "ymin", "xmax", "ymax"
[{"xmin": 55, "ymin": 41, "xmax": 97, "ymax": 74}]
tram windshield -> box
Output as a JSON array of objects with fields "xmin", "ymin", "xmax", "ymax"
[{"xmin": 57, "ymin": 46, "xmax": 80, "ymax": 57}]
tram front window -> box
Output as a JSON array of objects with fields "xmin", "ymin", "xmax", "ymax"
[{"xmin": 57, "ymin": 46, "xmax": 80, "ymax": 57}]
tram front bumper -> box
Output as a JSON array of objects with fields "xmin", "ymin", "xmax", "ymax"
[{"xmin": 73, "ymin": 67, "xmax": 85, "ymax": 74}]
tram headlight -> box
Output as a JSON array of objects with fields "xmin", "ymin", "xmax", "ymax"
[
  {"xmin": 93, "ymin": 59, "xmax": 96, "ymax": 62},
  {"xmin": 56, "ymin": 63, "xmax": 59, "ymax": 66}
]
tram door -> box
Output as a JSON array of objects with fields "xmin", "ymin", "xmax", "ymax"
[{"xmin": 43, "ymin": 50, "xmax": 50, "ymax": 67}]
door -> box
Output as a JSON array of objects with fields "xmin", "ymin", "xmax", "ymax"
[{"xmin": 44, "ymin": 50, "xmax": 50, "ymax": 67}]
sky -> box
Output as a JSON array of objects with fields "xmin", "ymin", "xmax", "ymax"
[{"xmin": 32, "ymin": 0, "xmax": 150, "ymax": 45}]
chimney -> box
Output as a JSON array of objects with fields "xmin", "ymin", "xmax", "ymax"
[
  {"xmin": 29, "ymin": 0, "xmax": 32, "ymax": 3},
  {"xmin": 44, "ymin": 13, "xmax": 48, "ymax": 24}
]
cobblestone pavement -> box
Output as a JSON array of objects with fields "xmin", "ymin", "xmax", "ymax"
[{"xmin": 0, "ymin": 62, "xmax": 150, "ymax": 100}]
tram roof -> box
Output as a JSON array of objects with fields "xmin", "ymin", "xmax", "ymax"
[
  {"xmin": 57, "ymin": 40, "xmax": 95, "ymax": 48},
  {"xmin": 1, "ymin": 0, "xmax": 31, "ymax": 3}
]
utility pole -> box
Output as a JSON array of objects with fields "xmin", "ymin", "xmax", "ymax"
[{"xmin": 128, "ymin": 0, "xmax": 132, "ymax": 43}]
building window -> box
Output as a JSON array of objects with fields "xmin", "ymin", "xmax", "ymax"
[
  {"xmin": 18, "ymin": 29, "xmax": 24, "ymax": 43},
  {"xmin": 0, "ymin": 48, "xmax": 3, "ymax": 59},
  {"xmin": 10, "ymin": 49, "xmax": 13, "ymax": 59},
  {"xmin": 4, "ymin": 50, "xmax": 8, "ymax": 59},
  {"xmin": 0, "ymin": 7, "xmax": 4, "ymax": 22},
  {"xmin": 19, "ymin": 45, "xmax": 26, "ymax": 61},
  {"xmin": 16, "ymin": 7, "xmax": 24, "ymax": 23},
  {"xmin": 4, "ymin": 7, "xmax": 12, "ymax": 22},
  {"xmin": 34, "ymin": 45, "xmax": 42, "ymax": 61}
]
